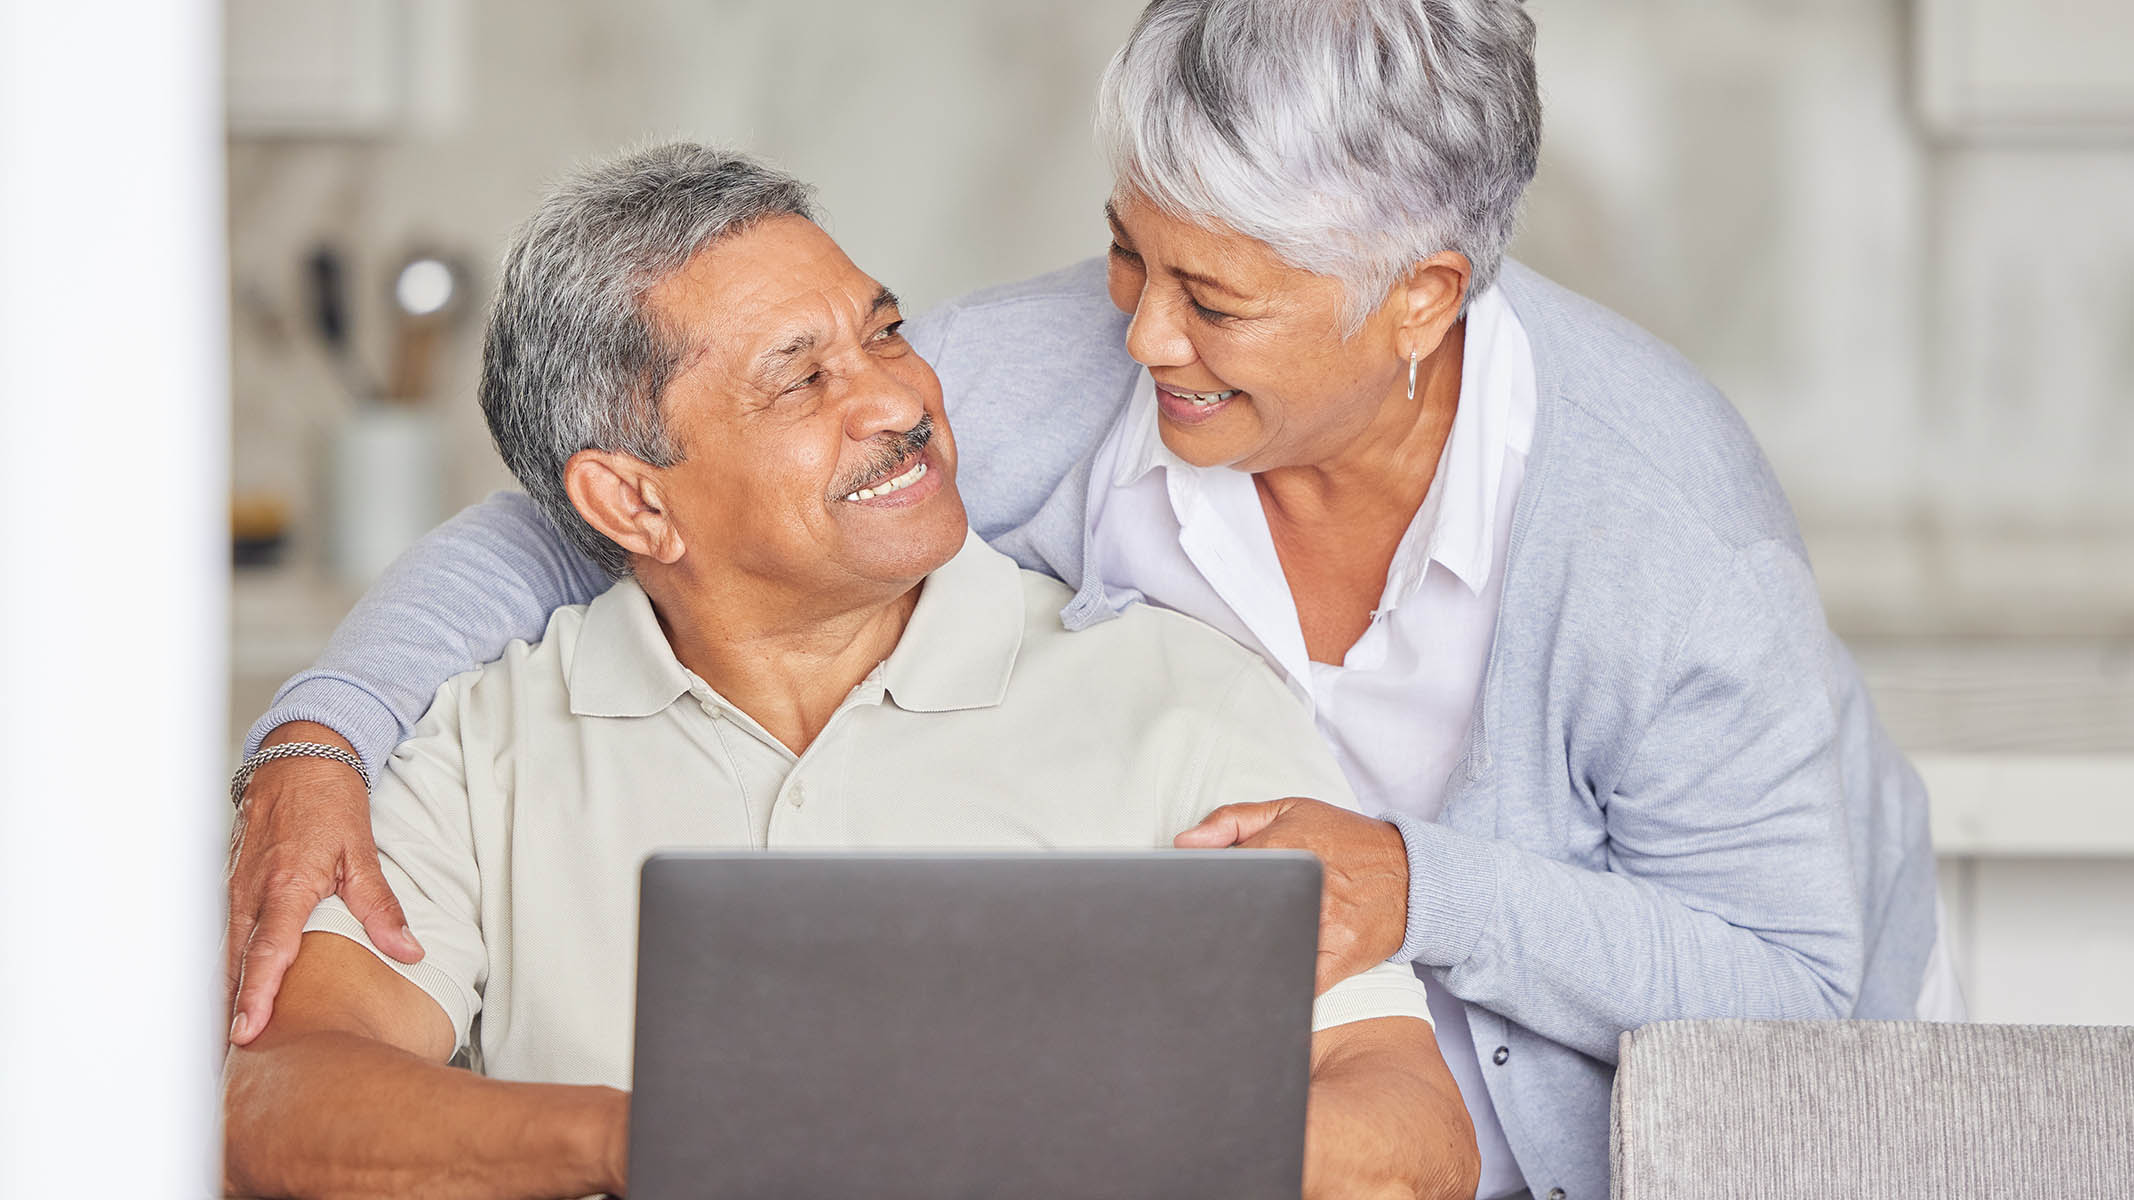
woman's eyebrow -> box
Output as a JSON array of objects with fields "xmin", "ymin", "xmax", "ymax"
[{"xmin": 1103, "ymin": 201, "xmax": 1249, "ymax": 302}]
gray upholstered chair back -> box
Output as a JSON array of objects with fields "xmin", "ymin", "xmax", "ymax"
[{"xmin": 1612, "ymin": 1020, "xmax": 2134, "ymax": 1199}]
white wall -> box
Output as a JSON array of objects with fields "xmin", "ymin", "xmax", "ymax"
[{"xmin": 1522, "ymin": 0, "xmax": 2134, "ymax": 637}]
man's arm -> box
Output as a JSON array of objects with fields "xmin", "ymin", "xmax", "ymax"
[
  {"xmin": 1305, "ymin": 1015, "xmax": 1478, "ymax": 1200},
  {"xmin": 224, "ymin": 931, "xmax": 627, "ymax": 1199}
]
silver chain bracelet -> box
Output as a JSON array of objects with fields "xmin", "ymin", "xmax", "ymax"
[{"xmin": 230, "ymin": 742, "xmax": 371, "ymax": 808}]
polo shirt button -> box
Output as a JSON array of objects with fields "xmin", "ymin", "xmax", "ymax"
[
  {"xmin": 1492, "ymin": 1045, "xmax": 1510, "ymax": 1065},
  {"xmin": 788, "ymin": 784, "xmax": 806, "ymax": 809},
  {"xmin": 1547, "ymin": 1190, "xmax": 1565, "ymax": 1200}
]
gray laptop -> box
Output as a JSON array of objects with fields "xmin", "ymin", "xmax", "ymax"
[{"xmin": 628, "ymin": 851, "xmax": 1323, "ymax": 1199}]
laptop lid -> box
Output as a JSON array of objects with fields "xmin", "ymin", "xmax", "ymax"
[{"xmin": 628, "ymin": 850, "xmax": 1321, "ymax": 1199}]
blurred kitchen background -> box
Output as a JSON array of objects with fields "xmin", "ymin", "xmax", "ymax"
[{"xmin": 225, "ymin": 0, "xmax": 2132, "ymax": 1025}]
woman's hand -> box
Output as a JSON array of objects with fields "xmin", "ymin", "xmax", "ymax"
[
  {"xmin": 226, "ymin": 721, "xmax": 423, "ymax": 1044},
  {"xmin": 1176, "ymin": 797, "xmax": 1410, "ymax": 994}
]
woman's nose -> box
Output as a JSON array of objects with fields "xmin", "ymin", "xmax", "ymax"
[{"xmin": 1123, "ymin": 293, "xmax": 1195, "ymax": 371}]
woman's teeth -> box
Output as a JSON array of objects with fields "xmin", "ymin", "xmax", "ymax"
[
  {"xmin": 844, "ymin": 459, "xmax": 927, "ymax": 502},
  {"xmin": 1175, "ymin": 388, "xmax": 1237, "ymax": 407}
]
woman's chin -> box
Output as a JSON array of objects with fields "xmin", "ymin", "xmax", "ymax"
[{"xmin": 1156, "ymin": 411, "xmax": 1262, "ymax": 470}]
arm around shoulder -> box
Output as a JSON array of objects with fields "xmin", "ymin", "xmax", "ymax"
[{"xmin": 244, "ymin": 491, "xmax": 607, "ymax": 772}]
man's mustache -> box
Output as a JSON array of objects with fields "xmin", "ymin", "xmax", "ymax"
[{"xmin": 833, "ymin": 414, "xmax": 934, "ymax": 496}]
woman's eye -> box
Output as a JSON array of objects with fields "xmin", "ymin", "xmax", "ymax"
[
  {"xmin": 1108, "ymin": 241, "xmax": 1142, "ymax": 263},
  {"xmin": 1188, "ymin": 298, "xmax": 1231, "ymax": 323}
]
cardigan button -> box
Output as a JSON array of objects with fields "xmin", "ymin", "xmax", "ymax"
[{"xmin": 1491, "ymin": 1045, "xmax": 1510, "ymax": 1066}]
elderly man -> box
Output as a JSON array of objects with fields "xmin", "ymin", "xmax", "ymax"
[{"xmin": 220, "ymin": 145, "xmax": 1478, "ymax": 1199}]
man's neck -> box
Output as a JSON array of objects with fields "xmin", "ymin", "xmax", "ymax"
[{"xmin": 641, "ymin": 569, "xmax": 922, "ymax": 755}]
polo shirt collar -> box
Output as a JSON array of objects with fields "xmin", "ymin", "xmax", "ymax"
[
  {"xmin": 567, "ymin": 577, "xmax": 695, "ymax": 719},
  {"xmin": 566, "ymin": 529, "xmax": 1024, "ymax": 720},
  {"xmin": 880, "ymin": 529, "xmax": 1025, "ymax": 712}
]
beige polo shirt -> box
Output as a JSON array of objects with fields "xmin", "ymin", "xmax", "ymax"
[{"xmin": 308, "ymin": 532, "xmax": 1433, "ymax": 1088}]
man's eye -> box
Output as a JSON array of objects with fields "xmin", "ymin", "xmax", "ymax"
[
  {"xmin": 783, "ymin": 370, "xmax": 824, "ymax": 395},
  {"xmin": 870, "ymin": 320, "xmax": 905, "ymax": 343}
]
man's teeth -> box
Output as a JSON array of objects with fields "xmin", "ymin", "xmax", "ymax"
[
  {"xmin": 1174, "ymin": 388, "xmax": 1237, "ymax": 407},
  {"xmin": 844, "ymin": 460, "xmax": 927, "ymax": 502}
]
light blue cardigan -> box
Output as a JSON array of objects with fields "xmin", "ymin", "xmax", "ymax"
[{"xmin": 252, "ymin": 258, "xmax": 1937, "ymax": 1200}]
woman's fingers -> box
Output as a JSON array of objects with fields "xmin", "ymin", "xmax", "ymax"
[
  {"xmin": 230, "ymin": 880, "xmax": 327, "ymax": 1044},
  {"xmin": 225, "ymin": 722, "xmax": 402, "ymax": 1043},
  {"xmin": 342, "ymin": 847, "xmax": 424, "ymax": 964},
  {"xmin": 1173, "ymin": 798, "xmax": 1295, "ymax": 848}
]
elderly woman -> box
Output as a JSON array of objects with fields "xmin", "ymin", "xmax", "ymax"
[{"xmin": 228, "ymin": 2, "xmax": 1947, "ymax": 1198}]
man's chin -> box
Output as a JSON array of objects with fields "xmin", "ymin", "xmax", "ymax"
[{"xmin": 836, "ymin": 487, "xmax": 970, "ymax": 582}]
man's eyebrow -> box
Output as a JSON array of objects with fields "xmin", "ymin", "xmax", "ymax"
[
  {"xmin": 744, "ymin": 289, "xmax": 901, "ymax": 389},
  {"xmin": 1103, "ymin": 201, "xmax": 1249, "ymax": 302},
  {"xmin": 749, "ymin": 328, "xmax": 821, "ymax": 386}
]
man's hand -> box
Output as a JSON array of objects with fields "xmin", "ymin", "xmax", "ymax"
[
  {"xmin": 227, "ymin": 721, "xmax": 421, "ymax": 1045},
  {"xmin": 1175, "ymin": 797, "xmax": 1409, "ymax": 994}
]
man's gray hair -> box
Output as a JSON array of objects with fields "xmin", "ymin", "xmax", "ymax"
[
  {"xmin": 1095, "ymin": 0, "xmax": 1540, "ymax": 332},
  {"xmin": 479, "ymin": 142, "xmax": 819, "ymax": 577}
]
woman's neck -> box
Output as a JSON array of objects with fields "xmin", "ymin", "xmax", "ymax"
[{"xmin": 1255, "ymin": 317, "xmax": 1466, "ymax": 525}]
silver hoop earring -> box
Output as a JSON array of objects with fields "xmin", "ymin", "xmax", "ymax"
[{"xmin": 1407, "ymin": 350, "xmax": 1421, "ymax": 402}]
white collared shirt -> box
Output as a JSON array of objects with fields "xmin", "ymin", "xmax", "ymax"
[{"xmin": 1086, "ymin": 285, "xmax": 1537, "ymax": 1200}]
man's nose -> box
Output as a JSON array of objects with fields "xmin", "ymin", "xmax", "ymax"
[
  {"xmin": 1123, "ymin": 290, "xmax": 1194, "ymax": 371},
  {"xmin": 844, "ymin": 357, "xmax": 928, "ymax": 442}
]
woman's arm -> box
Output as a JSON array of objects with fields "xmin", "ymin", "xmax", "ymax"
[
  {"xmin": 1390, "ymin": 541, "xmax": 1865, "ymax": 1059},
  {"xmin": 243, "ymin": 491, "xmax": 609, "ymax": 772},
  {"xmin": 230, "ymin": 493, "xmax": 606, "ymax": 1042},
  {"xmin": 224, "ymin": 932, "xmax": 628, "ymax": 1199},
  {"xmin": 1186, "ymin": 542, "xmax": 1867, "ymax": 1062}
]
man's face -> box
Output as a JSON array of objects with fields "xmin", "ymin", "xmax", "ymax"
[{"xmin": 638, "ymin": 216, "xmax": 966, "ymax": 604}]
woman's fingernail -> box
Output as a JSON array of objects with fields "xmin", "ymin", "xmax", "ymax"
[
  {"xmin": 401, "ymin": 925, "xmax": 419, "ymax": 948},
  {"xmin": 230, "ymin": 1012, "xmax": 250, "ymax": 1043}
]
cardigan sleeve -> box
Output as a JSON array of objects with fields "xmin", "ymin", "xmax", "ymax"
[
  {"xmin": 1388, "ymin": 539, "xmax": 1865, "ymax": 1062},
  {"xmin": 242, "ymin": 491, "xmax": 608, "ymax": 775}
]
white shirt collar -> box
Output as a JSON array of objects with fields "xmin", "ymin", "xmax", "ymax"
[{"xmin": 1107, "ymin": 285, "xmax": 1533, "ymax": 606}]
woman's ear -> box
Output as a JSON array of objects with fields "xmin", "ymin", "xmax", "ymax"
[
  {"xmin": 563, "ymin": 450, "xmax": 686, "ymax": 566},
  {"xmin": 1394, "ymin": 250, "xmax": 1474, "ymax": 361}
]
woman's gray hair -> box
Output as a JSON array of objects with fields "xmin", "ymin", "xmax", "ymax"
[
  {"xmin": 1095, "ymin": 0, "xmax": 1540, "ymax": 332},
  {"xmin": 479, "ymin": 142, "xmax": 818, "ymax": 577}
]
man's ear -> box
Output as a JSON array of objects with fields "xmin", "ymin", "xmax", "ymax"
[
  {"xmin": 1393, "ymin": 250, "xmax": 1473, "ymax": 362},
  {"xmin": 563, "ymin": 450, "xmax": 686, "ymax": 566}
]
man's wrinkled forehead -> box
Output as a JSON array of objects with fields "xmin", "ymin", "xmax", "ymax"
[{"xmin": 642, "ymin": 216, "xmax": 892, "ymax": 390}]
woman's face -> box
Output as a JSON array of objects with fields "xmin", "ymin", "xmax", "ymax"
[{"xmin": 1103, "ymin": 191, "xmax": 1427, "ymax": 474}]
